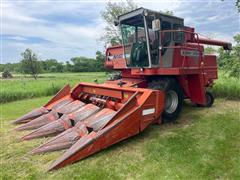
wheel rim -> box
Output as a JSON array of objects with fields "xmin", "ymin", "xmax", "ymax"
[{"xmin": 165, "ymin": 90, "xmax": 178, "ymax": 114}]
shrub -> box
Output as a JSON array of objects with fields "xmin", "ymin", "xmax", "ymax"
[{"xmin": 2, "ymin": 70, "xmax": 13, "ymax": 79}]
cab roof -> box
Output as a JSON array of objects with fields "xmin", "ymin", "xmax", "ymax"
[{"xmin": 118, "ymin": 7, "xmax": 184, "ymax": 22}]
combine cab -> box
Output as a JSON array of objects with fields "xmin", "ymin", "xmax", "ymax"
[{"xmin": 13, "ymin": 8, "xmax": 231, "ymax": 170}]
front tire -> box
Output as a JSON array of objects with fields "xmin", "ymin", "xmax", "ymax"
[{"xmin": 148, "ymin": 78, "xmax": 183, "ymax": 123}]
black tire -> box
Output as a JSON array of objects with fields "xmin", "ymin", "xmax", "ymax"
[
  {"xmin": 197, "ymin": 91, "xmax": 214, "ymax": 107},
  {"xmin": 148, "ymin": 78, "xmax": 183, "ymax": 123}
]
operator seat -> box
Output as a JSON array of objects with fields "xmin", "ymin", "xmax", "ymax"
[{"xmin": 130, "ymin": 41, "xmax": 148, "ymax": 67}]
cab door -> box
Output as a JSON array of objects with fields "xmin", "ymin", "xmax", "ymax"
[{"xmin": 160, "ymin": 20, "xmax": 174, "ymax": 68}]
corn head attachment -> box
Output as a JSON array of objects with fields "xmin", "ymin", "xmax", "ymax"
[{"xmin": 13, "ymin": 82, "xmax": 164, "ymax": 171}]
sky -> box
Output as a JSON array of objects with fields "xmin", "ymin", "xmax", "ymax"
[{"xmin": 1, "ymin": 0, "xmax": 239, "ymax": 63}]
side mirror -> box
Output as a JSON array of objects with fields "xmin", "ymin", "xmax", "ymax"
[{"xmin": 152, "ymin": 19, "xmax": 160, "ymax": 31}]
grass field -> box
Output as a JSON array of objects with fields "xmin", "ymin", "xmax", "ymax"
[
  {"xmin": 0, "ymin": 72, "xmax": 106, "ymax": 103},
  {"xmin": 1, "ymin": 97, "xmax": 239, "ymax": 179},
  {"xmin": 1, "ymin": 71, "xmax": 239, "ymax": 103},
  {"xmin": 212, "ymin": 71, "xmax": 240, "ymax": 100}
]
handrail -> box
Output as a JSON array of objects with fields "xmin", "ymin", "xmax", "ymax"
[{"xmin": 159, "ymin": 29, "xmax": 203, "ymax": 69}]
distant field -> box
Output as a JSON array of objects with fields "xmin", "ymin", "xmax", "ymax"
[
  {"xmin": 0, "ymin": 71, "xmax": 239, "ymax": 103},
  {"xmin": 1, "ymin": 72, "xmax": 107, "ymax": 103}
]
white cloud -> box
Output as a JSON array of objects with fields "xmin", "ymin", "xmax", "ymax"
[
  {"xmin": 207, "ymin": 15, "xmax": 219, "ymax": 21},
  {"xmin": 137, "ymin": 0, "xmax": 182, "ymax": 12},
  {"xmin": 7, "ymin": 36, "xmax": 27, "ymax": 41},
  {"xmin": 2, "ymin": 3, "xmax": 46, "ymax": 23}
]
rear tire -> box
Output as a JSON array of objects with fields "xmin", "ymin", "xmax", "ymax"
[
  {"xmin": 148, "ymin": 78, "xmax": 183, "ymax": 123},
  {"xmin": 197, "ymin": 91, "xmax": 214, "ymax": 107}
]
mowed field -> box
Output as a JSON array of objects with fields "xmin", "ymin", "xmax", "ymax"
[{"xmin": 1, "ymin": 72, "xmax": 240, "ymax": 179}]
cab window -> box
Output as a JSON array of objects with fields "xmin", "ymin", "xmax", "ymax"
[
  {"xmin": 161, "ymin": 21, "xmax": 171, "ymax": 46},
  {"xmin": 173, "ymin": 23, "xmax": 184, "ymax": 42}
]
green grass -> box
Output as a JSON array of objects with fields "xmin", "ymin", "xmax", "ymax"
[
  {"xmin": 1, "ymin": 98, "xmax": 239, "ymax": 179},
  {"xmin": 212, "ymin": 71, "xmax": 240, "ymax": 100},
  {"xmin": 0, "ymin": 72, "xmax": 106, "ymax": 103}
]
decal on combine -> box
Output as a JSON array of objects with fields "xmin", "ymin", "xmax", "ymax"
[
  {"xmin": 142, "ymin": 108, "xmax": 155, "ymax": 116},
  {"xmin": 181, "ymin": 50, "xmax": 200, "ymax": 57},
  {"xmin": 107, "ymin": 54, "xmax": 123, "ymax": 60}
]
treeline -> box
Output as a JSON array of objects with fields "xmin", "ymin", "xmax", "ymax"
[
  {"xmin": 213, "ymin": 34, "xmax": 240, "ymax": 78},
  {"xmin": 0, "ymin": 50, "xmax": 106, "ymax": 74}
]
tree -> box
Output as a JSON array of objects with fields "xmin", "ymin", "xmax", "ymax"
[
  {"xmin": 41, "ymin": 59, "xmax": 64, "ymax": 72},
  {"xmin": 2, "ymin": 70, "xmax": 13, "ymax": 79},
  {"xmin": 227, "ymin": 34, "xmax": 240, "ymax": 77},
  {"xmin": 100, "ymin": 0, "xmax": 138, "ymax": 46},
  {"xmin": 221, "ymin": 0, "xmax": 239, "ymax": 12},
  {"xmin": 237, "ymin": 0, "xmax": 240, "ymax": 12},
  {"xmin": 0, "ymin": 63, "xmax": 21, "ymax": 72},
  {"xmin": 20, "ymin": 48, "xmax": 41, "ymax": 79},
  {"xmin": 71, "ymin": 57, "xmax": 96, "ymax": 72},
  {"xmin": 162, "ymin": 10, "xmax": 174, "ymax": 15},
  {"xmin": 95, "ymin": 51, "xmax": 105, "ymax": 71},
  {"xmin": 65, "ymin": 61, "xmax": 73, "ymax": 72},
  {"xmin": 204, "ymin": 46, "xmax": 216, "ymax": 54},
  {"xmin": 217, "ymin": 47, "xmax": 231, "ymax": 68},
  {"xmin": 218, "ymin": 34, "xmax": 240, "ymax": 78},
  {"xmin": 96, "ymin": 51, "xmax": 105, "ymax": 62}
]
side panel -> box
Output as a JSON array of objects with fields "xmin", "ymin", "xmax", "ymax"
[
  {"xmin": 186, "ymin": 74, "xmax": 206, "ymax": 104},
  {"xmin": 105, "ymin": 45, "xmax": 126, "ymax": 69},
  {"xmin": 172, "ymin": 44, "xmax": 203, "ymax": 68},
  {"xmin": 140, "ymin": 90, "xmax": 164, "ymax": 130},
  {"xmin": 203, "ymin": 55, "xmax": 218, "ymax": 86}
]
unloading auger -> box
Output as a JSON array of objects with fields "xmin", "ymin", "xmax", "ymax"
[{"xmin": 13, "ymin": 83, "xmax": 164, "ymax": 171}]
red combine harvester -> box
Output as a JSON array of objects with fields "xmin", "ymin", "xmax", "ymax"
[{"xmin": 13, "ymin": 8, "xmax": 231, "ymax": 171}]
